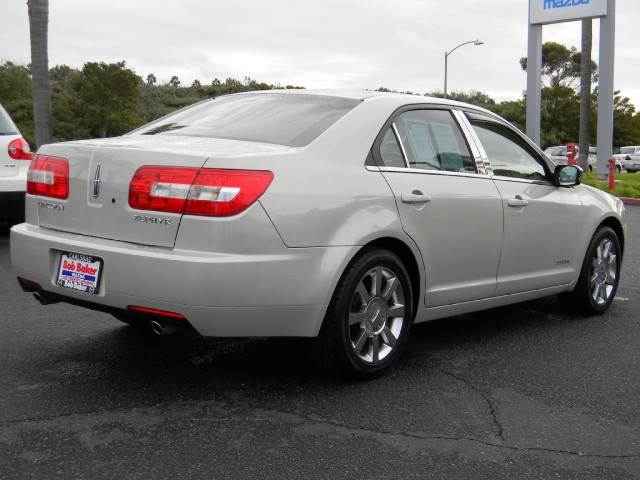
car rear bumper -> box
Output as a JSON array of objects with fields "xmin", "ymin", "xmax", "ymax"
[
  {"xmin": 0, "ymin": 191, "xmax": 25, "ymax": 220},
  {"xmin": 10, "ymin": 223, "xmax": 358, "ymax": 337}
]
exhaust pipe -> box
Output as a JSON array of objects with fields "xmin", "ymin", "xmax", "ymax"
[
  {"xmin": 149, "ymin": 320, "xmax": 183, "ymax": 336},
  {"xmin": 33, "ymin": 291, "xmax": 59, "ymax": 306}
]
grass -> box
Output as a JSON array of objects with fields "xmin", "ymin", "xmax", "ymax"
[{"xmin": 582, "ymin": 171, "xmax": 640, "ymax": 199}]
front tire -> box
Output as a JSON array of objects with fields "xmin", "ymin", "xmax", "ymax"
[
  {"xmin": 560, "ymin": 226, "xmax": 621, "ymax": 314},
  {"xmin": 311, "ymin": 249, "xmax": 414, "ymax": 379}
]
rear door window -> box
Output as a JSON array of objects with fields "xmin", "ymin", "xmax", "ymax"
[{"xmin": 392, "ymin": 110, "xmax": 476, "ymax": 173}]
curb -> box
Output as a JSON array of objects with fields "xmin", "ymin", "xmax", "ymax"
[{"xmin": 619, "ymin": 197, "xmax": 640, "ymax": 206}]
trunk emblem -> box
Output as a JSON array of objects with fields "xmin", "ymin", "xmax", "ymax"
[{"xmin": 92, "ymin": 164, "xmax": 102, "ymax": 198}]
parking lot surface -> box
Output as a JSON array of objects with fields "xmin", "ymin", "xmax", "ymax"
[{"xmin": 1, "ymin": 207, "xmax": 639, "ymax": 479}]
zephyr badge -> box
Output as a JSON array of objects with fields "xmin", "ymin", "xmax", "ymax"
[{"xmin": 92, "ymin": 164, "xmax": 102, "ymax": 198}]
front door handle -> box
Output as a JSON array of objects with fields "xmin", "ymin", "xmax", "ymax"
[
  {"xmin": 401, "ymin": 193, "xmax": 432, "ymax": 204},
  {"xmin": 507, "ymin": 195, "xmax": 529, "ymax": 207}
]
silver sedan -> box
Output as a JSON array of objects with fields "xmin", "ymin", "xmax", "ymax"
[{"xmin": 11, "ymin": 90, "xmax": 626, "ymax": 378}]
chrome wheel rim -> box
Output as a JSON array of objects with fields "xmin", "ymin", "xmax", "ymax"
[
  {"xmin": 590, "ymin": 239, "xmax": 618, "ymax": 306},
  {"xmin": 349, "ymin": 266, "xmax": 406, "ymax": 365}
]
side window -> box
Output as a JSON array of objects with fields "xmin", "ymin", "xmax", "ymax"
[
  {"xmin": 379, "ymin": 127, "xmax": 406, "ymax": 168},
  {"xmin": 468, "ymin": 117, "xmax": 549, "ymax": 181},
  {"xmin": 392, "ymin": 110, "xmax": 476, "ymax": 173}
]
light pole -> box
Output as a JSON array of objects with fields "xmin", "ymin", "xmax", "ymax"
[{"xmin": 444, "ymin": 39, "xmax": 484, "ymax": 99}]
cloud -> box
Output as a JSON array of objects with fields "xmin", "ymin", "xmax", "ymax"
[{"xmin": 1, "ymin": 0, "xmax": 639, "ymax": 106}]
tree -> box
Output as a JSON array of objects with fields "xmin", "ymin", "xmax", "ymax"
[
  {"xmin": 520, "ymin": 41, "xmax": 597, "ymax": 89},
  {"xmin": 146, "ymin": 73, "xmax": 157, "ymax": 86},
  {"xmin": 27, "ymin": 0, "xmax": 52, "ymax": 147},
  {"xmin": 578, "ymin": 20, "xmax": 593, "ymax": 171},
  {"xmin": 168, "ymin": 76, "xmax": 180, "ymax": 88},
  {"xmin": 68, "ymin": 61, "xmax": 141, "ymax": 138}
]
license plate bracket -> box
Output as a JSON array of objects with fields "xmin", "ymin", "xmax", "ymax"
[{"xmin": 56, "ymin": 251, "xmax": 103, "ymax": 294}]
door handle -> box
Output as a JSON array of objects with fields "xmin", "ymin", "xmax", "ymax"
[
  {"xmin": 507, "ymin": 195, "xmax": 529, "ymax": 207},
  {"xmin": 401, "ymin": 193, "xmax": 432, "ymax": 204}
]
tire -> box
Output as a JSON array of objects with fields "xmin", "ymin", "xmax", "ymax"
[
  {"xmin": 560, "ymin": 226, "xmax": 621, "ymax": 314},
  {"xmin": 615, "ymin": 166, "xmax": 622, "ymax": 174},
  {"xmin": 310, "ymin": 249, "xmax": 414, "ymax": 379},
  {"xmin": 588, "ymin": 165, "xmax": 593, "ymax": 172}
]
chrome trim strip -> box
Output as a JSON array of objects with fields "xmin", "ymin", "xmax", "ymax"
[
  {"xmin": 456, "ymin": 111, "xmax": 492, "ymax": 176},
  {"xmin": 452, "ymin": 110, "xmax": 487, "ymax": 176},
  {"xmin": 491, "ymin": 175, "xmax": 554, "ymax": 186},
  {"xmin": 378, "ymin": 166, "xmax": 492, "ymax": 180},
  {"xmin": 365, "ymin": 165, "xmax": 381, "ymax": 172},
  {"xmin": 391, "ymin": 122, "xmax": 410, "ymax": 169}
]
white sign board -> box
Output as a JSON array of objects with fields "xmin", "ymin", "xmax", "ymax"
[{"xmin": 530, "ymin": 0, "xmax": 607, "ymax": 25}]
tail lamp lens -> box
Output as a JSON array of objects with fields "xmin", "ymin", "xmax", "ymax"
[
  {"xmin": 129, "ymin": 167, "xmax": 273, "ymax": 217},
  {"xmin": 27, "ymin": 155, "xmax": 69, "ymax": 199},
  {"xmin": 8, "ymin": 137, "xmax": 31, "ymax": 160}
]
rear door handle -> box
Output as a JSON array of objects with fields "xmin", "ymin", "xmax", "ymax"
[
  {"xmin": 401, "ymin": 193, "xmax": 432, "ymax": 204},
  {"xmin": 507, "ymin": 195, "xmax": 529, "ymax": 207}
]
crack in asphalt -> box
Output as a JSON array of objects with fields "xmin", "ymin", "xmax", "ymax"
[
  {"xmin": 2, "ymin": 400, "xmax": 639, "ymax": 461},
  {"xmin": 289, "ymin": 412, "xmax": 640, "ymax": 460},
  {"xmin": 435, "ymin": 366, "xmax": 506, "ymax": 443}
]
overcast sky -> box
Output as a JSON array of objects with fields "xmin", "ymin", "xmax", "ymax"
[{"xmin": 1, "ymin": 0, "xmax": 639, "ymax": 106}]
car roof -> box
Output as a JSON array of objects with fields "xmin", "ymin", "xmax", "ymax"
[{"xmin": 232, "ymin": 89, "xmax": 496, "ymax": 116}]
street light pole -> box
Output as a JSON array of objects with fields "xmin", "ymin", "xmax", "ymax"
[{"xmin": 444, "ymin": 39, "xmax": 484, "ymax": 99}]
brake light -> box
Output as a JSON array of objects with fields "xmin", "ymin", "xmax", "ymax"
[
  {"xmin": 129, "ymin": 167, "xmax": 273, "ymax": 217},
  {"xmin": 8, "ymin": 137, "xmax": 31, "ymax": 160},
  {"xmin": 27, "ymin": 155, "xmax": 69, "ymax": 199}
]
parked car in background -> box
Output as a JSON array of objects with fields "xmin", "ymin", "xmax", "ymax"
[
  {"xmin": 616, "ymin": 146, "xmax": 640, "ymax": 173},
  {"xmin": 11, "ymin": 91, "xmax": 626, "ymax": 378},
  {"xmin": 544, "ymin": 145, "xmax": 622, "ymax": 173},
  {"xmin": 0, "ymin": 104, "xmax": 31, "ymax": 223}
]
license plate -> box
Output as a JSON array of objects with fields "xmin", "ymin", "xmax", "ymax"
[{"xmin": 56, "ymin": 252, "xmax": 103, "ymax": 294}]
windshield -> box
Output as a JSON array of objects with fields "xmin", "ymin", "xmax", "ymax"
[
  {"xmin": 545, "ymin": 146, "xmax": 566, "ymax": 156},
  {"xmin": 620, "ymin": 147, "xmax": 637, "ymax": 154},
  {"xmin": 135, "ymin": 93, "xmax": 361, "ymax": 147},
  {"xmin": 0, "ymin": 105, "xmax": 19, "ymax": 135}
]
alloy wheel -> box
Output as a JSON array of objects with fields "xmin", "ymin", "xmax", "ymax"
[
  {"xmin": 348, "ymin": 266, "xmax": 406, "ymax": 365},
  {"xmin": 590, "ymin": 238, "xmax": 618, "ymax": 306}
]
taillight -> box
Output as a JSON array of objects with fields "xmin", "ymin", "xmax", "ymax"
[
  {"xmin": 8, "ymin": 137, "xmax": 31, "ymax": 160},
  {"xmin": 27, "ymin": 154, "xmax": 69, "ymax": 199},
  {"xmin": 129, "ymin": 167, "xmax": 273, "ymax": 217}
]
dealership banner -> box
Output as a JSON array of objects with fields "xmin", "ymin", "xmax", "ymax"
[{"xmin": 530, "ymin": 0, "xmax": 608, "ymax": 25}]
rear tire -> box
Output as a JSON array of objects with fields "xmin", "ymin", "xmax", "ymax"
[
  {"xmin": 310, "ymin": 249, "xmax": 414, "ymax": 379},
  {"xmin": 615, "ymin": 166, "xmax": 622, "ymax": 174},
  {"xmin": 560, "ymin": 226, "xmax": 621, "ymax": 314}
]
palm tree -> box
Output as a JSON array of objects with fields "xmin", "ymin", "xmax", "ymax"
[
  {"xmin": 27, "ymin": 0, "xmax": 52, "ymax": 147},
  {"xmin": 578, "ymin": 19, "xmax": 592, "ymax": 172}
]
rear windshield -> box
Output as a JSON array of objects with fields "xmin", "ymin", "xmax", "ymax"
[
  {"xmin": 0, "ymin": 105, "xmax": 19, "ymax": 135},
  {"xmin": 135, "ymin": 93, "xmax": 361, "ymax": 147},
  {"xmin": 620, "ymin": 147, "xmax": 637, "ymax": 154}
]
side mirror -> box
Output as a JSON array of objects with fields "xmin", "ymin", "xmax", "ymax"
[{"xmin": 554, "ymin": 165, "xmax": 582, "ymax": 187}]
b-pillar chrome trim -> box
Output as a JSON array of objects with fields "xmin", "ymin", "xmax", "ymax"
[{"xmin": 452, "ymin": 109, "xmax": 492, "ymax": 176}]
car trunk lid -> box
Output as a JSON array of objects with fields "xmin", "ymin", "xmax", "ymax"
[{"xmin": 34, "ymin": 135, "xmax": 290, "ymax": 248}]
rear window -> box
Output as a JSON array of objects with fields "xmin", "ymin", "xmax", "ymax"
[
  {"xmin": 0, "ymin": 105, "xmax": 19, "ymax": 135},
  {"xmin": 545, "ymin": 146, "xmax": 566, "ymax": 156},
  {"xmin": 135, "ymin": 93, "xmax": 361, "ymax": 147}
]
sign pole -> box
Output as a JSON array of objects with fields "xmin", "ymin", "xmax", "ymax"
[
  {"xmin": 596, "ymin": 0, "xmax": 616, "ymax": 177},
  {"xmin": 526, "ymin": 23, "xmax": 542, "ymax": 146}
]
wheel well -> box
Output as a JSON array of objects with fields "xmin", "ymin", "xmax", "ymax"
[
  {"xmin": 600, "ymin": 217, "xmax": 625, "ymax": 257},
  {"xmin": 359, "ymin": 237, "xmax": 421, "ymax": 313}
]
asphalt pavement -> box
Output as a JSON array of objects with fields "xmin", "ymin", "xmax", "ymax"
[{"xmin": 1, "ymin": 208, "xmax": 639, "ymax": 479}]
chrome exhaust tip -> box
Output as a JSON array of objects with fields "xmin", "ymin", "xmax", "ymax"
[
  {"xmin": 149, "ymin": 320, "xmax": 183, "ymax": 336},
  {"xmin": 33, "ymin": 291, "xmax": 58, "ymax": 306}
]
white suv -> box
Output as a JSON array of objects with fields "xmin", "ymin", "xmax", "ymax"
[{"xmin": 0, "ymin": 104, "xmax": 31, "ymax": 222}]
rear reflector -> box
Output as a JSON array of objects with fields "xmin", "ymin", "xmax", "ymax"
[
  {"xmin": 17, "ymin": 277, "xmax": 42, "ymax": 292},
  {"xmin": 8, "ymin": 137, "xmax": 31, "ymax": 160},
  {"xmin": 27, "ymin": 154, "xmax": 69, "ymax": 199},
  {"xmin": 129, "ymin": 167, "xmax": 273, "ymax": 217},
  {"xmin": 127, "ymin": 305, "xmax": 186, "ymax": 319}
]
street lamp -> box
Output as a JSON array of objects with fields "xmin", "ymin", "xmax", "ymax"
[{"xmin": 444, "ymin": 39, "xmax": 484, "ymax": 99}]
